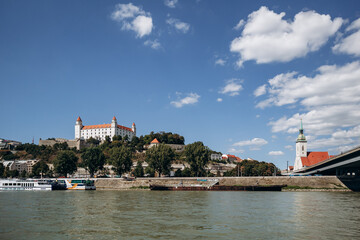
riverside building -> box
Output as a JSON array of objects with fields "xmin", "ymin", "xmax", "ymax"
[
  {"xmin": 293, "ymin": 120, "xmax": 331, "ymax": 171},
  {"xmin": 75, "ymin": 116, "xmax": 136, "ymax": 141}
]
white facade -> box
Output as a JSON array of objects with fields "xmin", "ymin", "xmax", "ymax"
[
  {"xmin": 75, "ymin": 116, "xmax": 136, "ymax": 141},
  {"xmin": 294, "ymin": 120, "xmax": 307, "ymax": 171}
]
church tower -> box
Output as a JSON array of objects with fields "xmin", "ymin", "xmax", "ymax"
[
  {"xmin": 294, "ymin": 119, "xmax": 307, "ymax": 171},
  {"xmin": 75, "ymin": 116, "xmax": 83, "ymax": 139}
]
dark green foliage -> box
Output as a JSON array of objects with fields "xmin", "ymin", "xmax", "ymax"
[
  {"xmin": 112, "ymin": 135, "xmax": 122, "ymax": 141},
  {"xmin": 0, "ymin": 151, "xmax": 18, "ymax": 160},
  {"xmin": 143, "ymin": 131, "xmax": 185, "ymax": 145},
  {"xmin": 184, "ymin": 142, "xmax": 210, "ymax": 177},
  {"xmin": 53, "ymin": 142, "xmax": 69, "ymax": 151},
  {"xmin": 0, "ymin": 163, "xmax": 4, "ymax": 177},
  {"xmin": 223, "ymin": 160, "xmax": 280, "ymax": 176},
  {"xmin": 32, "ymin": 160, "xmax": 50, "ymax": 177},
  {"xmin": 54, "ymin": 150, "xmax": 78, "ymax": 177},
  {"xmin": 133, "ymin": 161, "xmax": 144, "ymax": 177},
  {"xmin": 174, "ymin": 169, "xmax": 182, "ymax": 177},
  {"xmin": 15, "ymin": 143, "xmax": 42, "ymax": 158},
  {"xmin": 86, "ymin": 137, "xmax": 100, "ymax": 146},
  {"xmin": 181, "ymin": 167, "xmax": 192, "ymax": 177},
  {"xmin": 20, "ymin": 170, "xmax": 27, "ymax": 178},
  {"xmin": 146, "ymin": 144, "xmax": 175, "ymax": 176},
  {"xmin": 81, "ymin": 147, "xmax": 106, "ymax": 177},
  {"xmin": 145, "ymin": 166, "xmax": 155, "ymax": 177},
  {"xmin": 109, "ymin": 146, "xmax": 133, "ymax": 176}
]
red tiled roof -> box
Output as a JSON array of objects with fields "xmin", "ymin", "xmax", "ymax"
[
  {"xmin": 235, "ymin": 157, "xmax": 242, "ymax": 162},
  {"xmin": 113, "ymin": 116, "xmax": 117, "ymax": 121},
  {"xmin": 151, "ymin": 138, "xmax": 160, "ymax": 144},
  {"xmin": 227, "ymin": 155, "xmax": 236, "ymax": 158},
  {"xmin": 82, "ymin": 124, "xmax": 133, "ymax": 132},
  {"xmin": 82, "ymin": 124, "xmax": 111, "ymax": 130},
  {"xmin": 301, "ymin": 152, "xmax": 330, "ymax": 167},
  {"xmin": 77, "ymin": 116, "xmax": 82, "ymax": 121},
  {"xmin": 118, "ymin": 124, "xmax": 132, "ymax": 132}
]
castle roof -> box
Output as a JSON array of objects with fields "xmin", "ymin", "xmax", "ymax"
[
  {"xmin": 82, "ymin": 124, "xmax": 133, "ymax": 132},
  {"xmin": 151, "ymin": 138, "xmax": 160, "ymax": 144},
  {"xmin": 301, "ymin": 152, "xmax": 330, "ymax": 167},
  {"xmin": 77, "ymin": 116, "xmax": 82, "ymax": 121},
  {"xmin": 112, "ymin": 116, "xmax": 117, "ymax": 121}
]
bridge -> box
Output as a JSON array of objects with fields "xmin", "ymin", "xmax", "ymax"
[{"xmin": 295, "ymin": 146, "xmax": 360, "ymax": 190}]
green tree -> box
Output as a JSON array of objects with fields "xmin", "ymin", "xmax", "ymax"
[
  {"xmin": 81, "ymin": 147, "xmax": 106, "ymax": 177},
  {"xmin": 86, "ymin": 137, "xmax": 100, "ymax": 146},
  {"xmin": 32, "ymin": 161, "xmax": 50, "ymax": 177},
  {"xmin": 0, "ymin": 163, "xmax": 5, "ymax": 177},
  {"xmin": 184, "ymin": 141, "xmax": 210, "ymax": 177},
  {"xmin": 145, "ymin": 144, "xmax": 174, "ymax": 177},
  {"xmin": 54, "ymin": 150, "xmax": 78, "ymax": 177},
  {"xmin": 109, "ymin": 146, "xmax": 133, "ymax": 176},
  {"xmin": 133, "ymin": 161, "xmax": 144, "ymax": 177}
]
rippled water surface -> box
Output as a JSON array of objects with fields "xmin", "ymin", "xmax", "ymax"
[{"xmin": 1, "ymin": 191, "xmax": 360, "ymax": 239}]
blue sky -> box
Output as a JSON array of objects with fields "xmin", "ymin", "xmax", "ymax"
[{"xmin": 1, "ymin": 0, "xmax": 360, "ymax": 169}]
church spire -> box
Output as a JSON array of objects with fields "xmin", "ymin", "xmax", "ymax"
[{"xmin": 297, "ymin": 119, "xmax": 306, "ymax": 142}]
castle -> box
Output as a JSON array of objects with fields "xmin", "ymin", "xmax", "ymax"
[
  {"xmin": 294, "ymin": 120, "xmax": 330, "ymax": 171},
  {"xmin": 75, "ymin": 116, "xmax": 136, "ymax": 141}
]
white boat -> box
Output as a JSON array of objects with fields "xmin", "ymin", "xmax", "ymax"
[
  {"xmin": 0, "ymin": 179, "xmax": 52, "ymax": 191},
  {"xmin": 56, "ymin": 179, "xmax": 96, "ymax": 190}
]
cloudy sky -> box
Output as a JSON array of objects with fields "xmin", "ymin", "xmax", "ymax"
[{"xmin": 1, "ymin": 0, "xmax": 360, "ymax": 169}]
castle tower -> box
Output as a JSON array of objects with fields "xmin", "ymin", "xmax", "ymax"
[
  {"xmin": 294, "ymin": 119, "xmax": 307, "ymax": 171},
  {"xmin": 75, "ymin": 116, "xmax": 83, "ymax": 139},
  {"xmin": 132, "ymin": 122, "xmax": 136, "ymax": 135},
  {"xmin": 111, "ymin": 116, "xmax": 117, "ymax": 138}
]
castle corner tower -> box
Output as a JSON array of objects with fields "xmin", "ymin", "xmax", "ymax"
[{"xmin": 75, "ymin": 116, "xmax": 83, "ymax": 139}]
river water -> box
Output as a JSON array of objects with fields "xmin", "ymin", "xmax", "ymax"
[{"xmin": 1, "ymin": 191, "xmax": 360, "ymax": 239}]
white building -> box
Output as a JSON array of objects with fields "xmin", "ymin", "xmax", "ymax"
[
  {"xmin": 75, "ymin": 116, "xmax": 136, "ymax": 141},
  {"xmin": 294, "ymin": 120, "xmax": 307, "ymax": 171}
]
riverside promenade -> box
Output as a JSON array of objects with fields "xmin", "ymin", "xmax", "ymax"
[{"xmin": 95, "ymin": 176, "xmax": 350, "ymax": 191}]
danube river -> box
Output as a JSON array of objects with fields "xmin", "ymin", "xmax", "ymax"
[{"xmin": 1, "ymin": 191, "xmax": 360, "ymax": 239}]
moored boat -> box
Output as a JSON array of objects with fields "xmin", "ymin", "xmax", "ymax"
[
  {"xmin": 56, "ymin": 179, "xmax": 96, "ymax": 190},
  {"xmin": 0, "ymin": 179, "xmax": 52, "ymax": 191}
]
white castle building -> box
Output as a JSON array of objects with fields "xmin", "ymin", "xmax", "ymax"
[{"xmin": 75, "ymin": 116, "xmax": 136, "ymax": 141}]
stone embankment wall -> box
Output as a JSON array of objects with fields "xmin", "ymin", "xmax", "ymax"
[{"xmin": 95, "ymin": 176, "xmax": 348, "ymax": 190}]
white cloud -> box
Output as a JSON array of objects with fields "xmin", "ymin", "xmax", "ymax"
[
  {"xmin": 219, "ymin": 79, "xmax": 243, "ymax": 96},
  {"xmin": 144, "ymin": 39, "xmax": 161, "ymax": 49},
  {"xmin": 171, "ymin": 93, "xmax": 200, "ymax": 108},
  {"xmin": 254, "ymin": 84, "xmax": 267, "ymax": 97},
  {"xmin": 230, "ymin": 6, "xmax": 343, "ymax": 66},
  {"xmin": 284, "ymin": 145, "xmax": 293, "ymax": 150},
  {"xmin": 333, "ymin": 18, "xmax": 360, "ymax": 56},
  {"xmin": 257, "ymin": 61, "xmax": 360, "ymax": 153},
  {"xmin": 164, "ymin": 0, "xmax": 178, "ymax": 8},
  {"xmin": 269, "ymin": 151, "xmax": 284, "ymax": 156},
  {"xmin": 233, "ymin": 138, "xmax": 268, "ymax": 147},
  {"xmin": 215, "ymin": 59, "xmax": 226, "ymax": 66},
  {"xmin": 217, "ymin": 98, "xmax": 223, "ymax": 102},
  {"xmin": 166, "ymin": 18, "xmax": 190, "ymax": 33},
  {"xmin": 111, "ymin": 3, "xmax": 153, "ymax": 38},
  {"xmin": 228, "ymin": 148, "xmax": 245, "ymax": 154},
  {"xmin": 234, "ymin": 19, "xmax": 245, "ymax": 30}
]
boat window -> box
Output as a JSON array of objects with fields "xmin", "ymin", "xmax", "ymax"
[
  {"xmin": 4, "ymin": 183, "xmax": 8, "ymax": 186},
  {"xmin": 9, "ymin": 183, "xmax": 12, "ymax": 186}
]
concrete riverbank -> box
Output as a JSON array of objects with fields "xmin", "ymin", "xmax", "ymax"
[{"xmin": 95, "ymin": 176, "xmax": 350, "ymax": 191}]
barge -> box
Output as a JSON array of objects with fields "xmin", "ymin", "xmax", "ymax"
[{"xmin": 150, "ymin": 184, "xmax": 286, "ymax": 191}]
